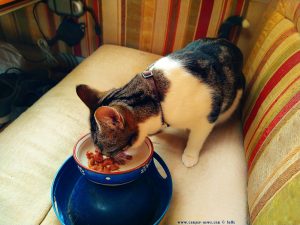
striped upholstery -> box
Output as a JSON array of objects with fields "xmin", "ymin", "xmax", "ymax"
[
  {"xmin": 0, "ymin": 0, "xmax": 248, "ymax": 57},
  {"xmin": 243, "ymin": 0, "xmax": 300, "ymax": 224},
  {"xmin": 101, "ymin": 0, "xmax": 248, "ymax": 55}
]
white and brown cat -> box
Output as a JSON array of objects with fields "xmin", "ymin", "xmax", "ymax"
[{"xmin": 76, "ymin": 16, "xmax": 248, "ymax": 168}]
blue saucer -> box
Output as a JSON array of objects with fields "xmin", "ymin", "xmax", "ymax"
[{"xmin": 51, "ymin": 152, "xmax": 172, "ymax": 225}]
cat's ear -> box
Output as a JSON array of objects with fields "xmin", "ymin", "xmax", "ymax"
[
  {"xmin": 94, "ymin": 106, "xmax": 124, "ymax": 129},
  {"xmin": 76, "ymin": 84, "xmax": 103, "ymax": 110}
]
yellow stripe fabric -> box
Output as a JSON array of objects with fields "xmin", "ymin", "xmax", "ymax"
[
  {"xmin": 151, "ymin": 0, "xmax": 169, "ymax": 54},
  {"xmin": 243, "ymin": 18, "xmax": 295, "ymax": 118},
  {"xmin": 206, "ymin": 0, "xmax": 224, "ymax": 37},
  {"xmin": 248, "ymin": 111, "xmax": 300, "ymax": 213},
  {"xmin": 253, "ymin": 172, "xmax": 300, "ymax": 225},
  {"xmin": 102, "ymin": 0, "xmax": 121, "ymax": 46},
  {"xmin": 126, "ymin": 0, "xmax": 142, "ymax": 49},
  {"xmin": 244, "ymin": 35, "xmax": 299, "ymax": 117},
  {"xmin": 250, "ymin": 146, "xmax": 300, "ymax": 214},
  {"xmin": 140, "ymin": 0, "xmax": 156, "ymax": 52},
  {"xmin": 245, "ymin": 64, "xmax": 300, "ymax": 159},
  {"xmin": 243, "ymin": 12, "xmax": 284, "ymax": 85},
  {"xmin": 182, "ymin": 0, "xmax": 201, "ymax": 47},
  {"xmin": 281, "ymin": 0, "xmax": 300, "ymax": 26},
  {"xmin": 243, "ymin": 1, "xmax": 300, "ymax": 224}
]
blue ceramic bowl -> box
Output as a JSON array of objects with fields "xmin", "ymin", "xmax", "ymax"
[
  {"xmin": 51, "ymin": 152, "xmax": 172, "ymax": 225},
  {"xmin": 73, "ymin": 134, "xmax": 154, "ymax": 186}
]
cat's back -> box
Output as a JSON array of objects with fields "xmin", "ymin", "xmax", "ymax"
[
  {"xmin": 166, "ymin": 38, "xmax": 245, "ymax": 91},
  {"xmin": 170, "ymin": 38, "xmax": 243, "ymax": 64}
]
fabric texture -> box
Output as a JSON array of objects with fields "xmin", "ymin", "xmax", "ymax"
[
  {"xmin": 0, "ymin": 45, "xmax": 248, "ymax": 225},
  {"xmin": 242, "ymin": 0, "xmax": 300, "ymax": 224},
  {"xmin": 0, "ymin": 0, "xmax": 248, "ymax": 57}
]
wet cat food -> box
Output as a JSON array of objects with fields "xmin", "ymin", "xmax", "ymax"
[{"xmin": 86, "ymin": 149, "xmax": 132, "ymax": 173}]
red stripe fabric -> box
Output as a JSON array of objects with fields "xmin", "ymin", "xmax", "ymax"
[
  {"xmin": 93, "ymin": 0, "xmax": 100, "ymax": 47},
  {"xmin": 248, "ymin": 91, "xmax": 300, "ymax": 172},
  {"xmin": 85, "ymin": 0, "xmax": 91, "ymax": 55},
  {"xmin": 121, "ymin": 0, "xmax": 126, "ymax": 46},
  {"xmin": 163, "ymin": 0, "xmax": 181, "ymax": 55},
  {"xmin": 245, "ymin": 75, "xmax": 300, "ymax": 153},
  {"xmin": 234, "ymin": 0, "xmax": 244, "ymax": 15},
  {"xmin": 194, "ymin": 0, "xmax": 214, "ymax": 40},
  {"xmin": 243, "ymin": 50, "xmax": 300, "ymax": 136}
]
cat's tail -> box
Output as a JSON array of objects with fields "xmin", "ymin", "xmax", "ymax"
[{"xmin": 217, "ymin": 16, "xmax": 250, "ymax": 40}]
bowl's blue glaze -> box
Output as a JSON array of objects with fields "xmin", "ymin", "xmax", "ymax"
[
  {"xmin": 51, "ymin": 152, "xmax": 172, "ymax": 225},
  {"xmin": 73, "ymin": 134, "xmax": 154, "ymax": 186}
]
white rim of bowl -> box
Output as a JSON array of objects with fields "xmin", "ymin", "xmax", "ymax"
[{"xmin": 73, "ymin": 134, "xmax": 154, "ymax": 175}]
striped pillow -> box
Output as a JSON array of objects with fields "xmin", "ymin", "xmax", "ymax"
[{"xmin": 243, "ymin": 1, "xmax": 300, "ymax": 224}]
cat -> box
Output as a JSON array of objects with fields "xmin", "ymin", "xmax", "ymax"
[{"xmin": 76, "ymin": 16, "xmax": 248, "ymax": 168}]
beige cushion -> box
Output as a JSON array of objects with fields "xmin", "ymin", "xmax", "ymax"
[{"xmin": 0, "ymin": 45, "xmax": 247, "ymax": 225}]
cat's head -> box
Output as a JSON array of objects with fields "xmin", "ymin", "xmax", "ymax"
[{"xmin": 76, "ymin": 84, "xmax": 139, "ymax": 157}]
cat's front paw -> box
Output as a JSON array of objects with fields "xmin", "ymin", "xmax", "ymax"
[{"xmin": 182, "ymin": 154, "xmax": 199, "ymax": 168}]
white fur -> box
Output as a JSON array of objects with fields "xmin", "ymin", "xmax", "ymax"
[
  {"xmin": 132, "ymin": 114, "xmax": 162, "ymax": 148},
  {"xmin": 152, "ymin": 57, "xmax": 213, "ymax": 129},
  {"xmin": 138, "ymin": 56, "xmax": 242, "ymax": 167}
]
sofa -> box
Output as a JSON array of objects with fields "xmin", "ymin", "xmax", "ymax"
[{"xmin": 0, "ymin": 0, "xmax": 299, "ymax": 225}]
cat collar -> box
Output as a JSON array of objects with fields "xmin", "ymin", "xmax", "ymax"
[{"xmin": 141, "ymin": 71, "xmax": 169, "ymax": 128}]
